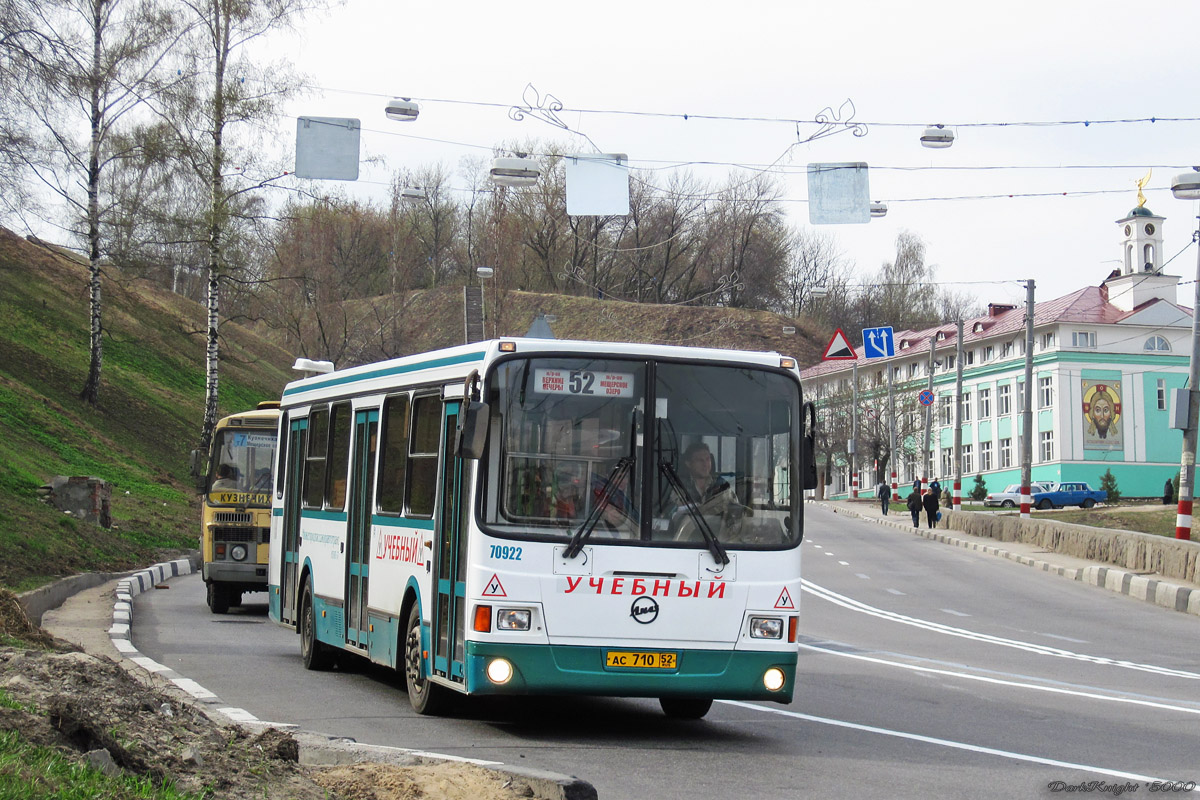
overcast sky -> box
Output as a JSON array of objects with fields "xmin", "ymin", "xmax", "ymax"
[{"xmin": 274, "ymin": 0, "xmax": 1200, "ymax": 312}]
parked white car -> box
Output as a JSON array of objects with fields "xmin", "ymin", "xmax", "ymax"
[{"xmin": 983, "ymin": 483, "xmax": 1051, "ymax": 508}]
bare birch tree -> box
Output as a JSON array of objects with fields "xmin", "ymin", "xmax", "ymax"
[{"xmin": 11, "ymin": 0, "xmax": 185, "ymax": 405}]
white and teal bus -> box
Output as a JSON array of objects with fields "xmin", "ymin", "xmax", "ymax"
[{"xmin": 268, "ymin": 338, "xmax": 815, "ymax": 718}]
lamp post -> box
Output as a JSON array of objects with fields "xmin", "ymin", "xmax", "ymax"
[
  {"xmin": 1020, "ymin": 279, "xmax": 1035, "ymax": 520},
  {"xmin": 1170, "ymin": 168, "xmax": 1200, "ymax": 540},
  {"xmin": 477, "ymin": 266, "xmax": 494, "ymax": 339}
]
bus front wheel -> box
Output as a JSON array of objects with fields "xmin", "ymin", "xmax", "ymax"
[
  {"xmin": 207, "ymin": 582, "xmax": 231, "ymax": 615},
  {"xmin": 300, "ymin": 585, "xmax": 334, "ymax": 671},
  {"xmin": 659, "ymin": 697, "xmax": 713, "ymax": 719},
  {"xmin": 404, "ymin": 605, "xmax": 450, "ymax": 715}
]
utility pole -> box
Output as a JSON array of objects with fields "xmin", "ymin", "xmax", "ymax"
[
  {"xmin": 953, "ymin": 319, "xmax": 964, "ymax": 512},
  {"xmin": 888, "ymin": 363, "xmax": 897, "ymax": 501},
  {"xmin": 850, "ymin": 360, "xmax": 859, "ymax": 498},
  {"xmin": 1174, "ymin": 224, "xmax": 1200, "ymax": 540},
  {"xmin": 1020, "ymin": 280, "xmax": 1036, "ymax": 520},
  {"xmin": 923, "ymin": 336, "xmax": 935, "ymax": 493}
]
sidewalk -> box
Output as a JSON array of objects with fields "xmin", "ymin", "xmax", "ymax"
[{"xmin": 812, "ymin": 497, "xmax": 1200, "ymax": 618}]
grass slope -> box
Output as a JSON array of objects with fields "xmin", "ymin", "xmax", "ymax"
[{"xmin": 0, "ymin": 228, "xmax": 294, "ymax": 591}]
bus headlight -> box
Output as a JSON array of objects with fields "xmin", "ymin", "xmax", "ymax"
[
  {"xmin": 230, "ymin": 544, "xmax": 248, "ymax": 562},
  {"xmin": 749, "ymin": 617, "xmax": 783, "ymax": 639},
  {"xmin": 496, "ymin": 609, "xmax": 531, "ymax": 631},
  {"xmin": 763, "ymin": 667, "xmax": 786, "ymax": 692},
  {"xmin": 486, "ymin": 658, "xmax": 514, "ymax": 684}
]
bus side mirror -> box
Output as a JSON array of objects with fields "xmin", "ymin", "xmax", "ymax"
[
  {"xmin": 456, "ymin": 401, "xmax": 490, "ymax": 460},
  {"xmin": 801, "ymin": 401, "xmax": 818, "ymax": 490},
  {"xmin": 189, "ymin": 449, "xmax": 207, "ymax": 491}
]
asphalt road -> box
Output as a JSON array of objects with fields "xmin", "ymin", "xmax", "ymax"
[{"xmin": 132, "ymin": 504, "xmax": 1200, "ymax": 799}]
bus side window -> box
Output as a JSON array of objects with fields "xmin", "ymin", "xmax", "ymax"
[
  {"xmin": 326, "ymin": 402, "xmax": 352, "ymax": 509},
  {"xmin": 275, "ymin": 411, "xmax": 289, "ymax": 499},
  {"xmin": 407, "ymin": 395, "xmax": 440, "ymax": 517},
  {"xmin": 376, "ymin": 394, "xmax": 410, "ymax": 514},
  {"xmin": 303, "ymin": 407, "xmax": 329, "ymax": 509}
]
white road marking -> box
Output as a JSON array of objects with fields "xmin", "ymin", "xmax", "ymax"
[
  {"xmin": 719, "ymin": 700, "xmax": 1188, "ymax": 787},
  {"xmin": 941, "ymin": 608, "xmax": 971, "ymax": 617},
  {"xmin": 855, "ymin": 573, "xmax": 871, "ymax": 580},
  {"xmin": 886, "ymin": 588, "xmax": 905, "ymax": 596},
  {"xmin": 838, "ymin": 560, "xmax": 850, "ymax": 566},
  {"xmin": 1041, "ymin": 633, "xmax": 1088, "ymax": 644},
  {"xmin": 802, "ymin": 579, "xmax": 1200, "ymax": 681},
  {"xmin": 797, "ymin": 642, "xmax": 1200, "ymax": 716}
]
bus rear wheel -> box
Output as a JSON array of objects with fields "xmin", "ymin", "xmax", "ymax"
[
  {"xmin": 659, "ymin": 697, "xmax": 713, "ymax": 719},
  {"xmin": 404, "ymin": 605, "xmax": 450, "ymax": 715},
  {"xmin": 300, "ymin": 585, "xmax": 333, "ymax": 671}
]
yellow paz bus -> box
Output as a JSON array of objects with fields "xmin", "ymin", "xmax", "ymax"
[{"xmin": 193, "ymin": 401, "xmax": 280, "ymax": 613}]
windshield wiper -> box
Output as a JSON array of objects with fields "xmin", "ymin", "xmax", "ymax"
[
  {"xmin": 563, "ymin": 456, "xmax": 634, "ymax": 559},
  {"xmin": 660, "ymin": 462, "xmax": 729, "ymax": 566}
]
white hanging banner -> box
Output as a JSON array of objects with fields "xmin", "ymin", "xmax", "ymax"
[
  {"xmin": 807, "ymin": 162, "xmax": 870, "ymax": 224},
  {"xmin": 566, "ymin": 153, "xmax": 629, "ymax": 216},
  {"xmin": 295, "ymin": 117, "xmax": 360, "ymax": 181}
]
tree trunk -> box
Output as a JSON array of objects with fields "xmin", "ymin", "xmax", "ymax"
[{"xmin": 78, "ymin": 0, "xmax": 105, "ymax": 406}]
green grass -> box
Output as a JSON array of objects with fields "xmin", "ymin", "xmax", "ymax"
[
  {"xmin": 0, "ymin": 729, "xmax": 202, "ymax": 800},
  {"xmin": 0, "ymin": 228, "xmax": 295, "ymax": 592}
]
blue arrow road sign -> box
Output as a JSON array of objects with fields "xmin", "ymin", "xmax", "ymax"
[{"xmin": 861, "ymin": 326, "xmax": 895, "ymax": 358}]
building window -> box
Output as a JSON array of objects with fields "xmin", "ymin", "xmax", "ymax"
[
  {"xmin": 961, "ymin": 391, "xmax": 972, "ymax": 422},
  {"xmin": 980, "ymin": 441, "xmax": 993, "ymax": 472},
  {"xmin": 908, "ymin": 362, "xmax": 919, "ymax": 379},
  {"xmin": 1158, "ymin": 378, "xmax": 1167, "ymax": 410},
  {"xmin": 964, "ymin": 350, "xmax": 975, "ymax": 366},
  {"xmin": 997, "ymin": 384, "xmax": 1011, "ymax": 415},
  {"xmin": 983, "ymin": 345, "xmax": 994, "ymax": 362},
  {"xmin": 1001, "ymin": 341, "xmax": 1014, "ymax": 358},
  {"xmin": 999, "ymin": 438, "xmax": 1012, "ymax": 468},
  {"xmin": 961, "ymin": 444, "xmax": 973, "ymax": 474},
  {"xmin": 1016, "ymin": 381, "xmax": 1026, "ymax": 413},
  {"xmin": 1039, "ymin": 431, "xmax": 1054, "ymax": 462},
  {"xmin": 941, "ymin": 448, "xmax": 954, "ymax": 477},
  {"xmin": 1072, "ymin": 331, "xmax": 1097, "ymax": 348},
  {"xmin": 1040, "ymin": 332, "xmax": 1056, "ymax": 350},
  {"xmin": 1038, "ymin": 376, "xmax": 1053, "ymax": 409},
  {"xmin": 978, "ymin": 388, "xmax": 991, "ymax": 418},
  {"xmin": 940, "ymin": 395, "xmax": 953, "ymax": 426},
  {"xmin": 1145, "ymin": 335, "xmax": 1171, "ymax": 352},
  {"xmin": 943, "ymin": 354, "xmax": 956, "ymax": 372}
]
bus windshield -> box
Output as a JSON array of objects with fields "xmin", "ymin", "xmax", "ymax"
[
  {"xmin": 207, "ymin": 427, "xmax": 277, "ymax": 506},
  {"xmin": 482, "ymin": 356, "xmax": 800, "ymax": 550}
]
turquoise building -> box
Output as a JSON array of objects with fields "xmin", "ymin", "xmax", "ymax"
[{"xmin": 803, "ymin": 204, "xmax": 1191, "ymax": 500}]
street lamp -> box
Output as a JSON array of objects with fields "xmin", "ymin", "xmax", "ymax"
[
  {"xmin": 870, "ymin": 201, "xmax": 888, "ymax": 218},
  {"xmin": 1169, "ymin": 168, "xmax": 1200, "ymax": 539},
  {"xmin": 400, "ymin": 186, "xmax": 425, "ymax": 202},
  {"xmin": 920, "ymin": 124, "xmax": 955, "ymax": 149},
  {"xmin": 490, "ymin": 155, "xmax": 540, "ymax": 187},
  {"xmin": 384, "ymin": 97, "xmax": 420, "ymax": 122}
]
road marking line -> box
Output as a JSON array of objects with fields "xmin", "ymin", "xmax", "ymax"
[
  {"xmin": 718, "ymin": 699, "xmax": 1186, "ymax": 786},
  {"xmin": 797, "ymin": 643, "xmax": 1200, "ymax": 716},
  {"xmin": 1041, "ymin": 633, "xmax": 1088, "ymax": 644},
  {"xmin": 838, "ymin": 561, "xmax": 850, "ymax": 566},
  {"xmin": 886, "ymin": 588, "xmax": 905, "ymax": 595},
  {"xmin": 941, "ymin": 609, "xmax": 971, "ymax": 617},
  {"xmin": 802, "ymin": 579, "xmax": 1200, "ymax": 681},
  {"xmin": 855, "ymin": 573, "xmax": 871, "ymax": 580}
]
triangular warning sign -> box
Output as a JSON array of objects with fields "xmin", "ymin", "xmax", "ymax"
[
  {"xmin": 774, "ymin": 587, "xmax": 795, "ymax": 610},
  {"xmin": 482, "ymin": 574, "xmax": 507, "ymax": 597},
  {"xmin": 822, "ymin": 328, "xmax": 858, "ymax": 361}
]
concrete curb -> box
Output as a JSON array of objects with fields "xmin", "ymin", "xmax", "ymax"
[
  {"xmin": 817, "ymin": 502, "xmax": 1200, "ymax": 617},
  {"xmin": 28, "ymin": 561, "xmax": 598, "ymax": 800}
]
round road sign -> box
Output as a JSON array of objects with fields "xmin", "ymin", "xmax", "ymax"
[{"xmin": 918, "ymin": 389, "xmax": 935, "ymax": 406}]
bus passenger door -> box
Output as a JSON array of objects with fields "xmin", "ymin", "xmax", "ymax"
[
  {"xmin": 280, "ymin": 419, "xmax": 307, "ymax": 626},
  {"xmin": 431, "ymin": 401, "xmax": 468, "ymax": 684},
  {"xmin": 345, "ymin": 409, "xmax": 378, "ymax": 649}
]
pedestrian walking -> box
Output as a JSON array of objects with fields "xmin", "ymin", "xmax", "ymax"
[
  {"xmin": 874, "ymin": 480, "xmax": 890, "ymax": 514},
  {"xmin": 1164, "ymin": 478, "xmax": 1174, "ymax": 505},
  {"xmin": 912, "ymin": 478, "xmax": 921, "ymax": 494},
  {"xmin": 922, "ymin": 490, "xmax": 939, "ymax": 529},
  {"xmin": 906, "ymin": 489, "xmax": 922, "ymax": 528},
  {"xmin": 929, "ymin": 479, "xmax": 942, "ymax": 503}
]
